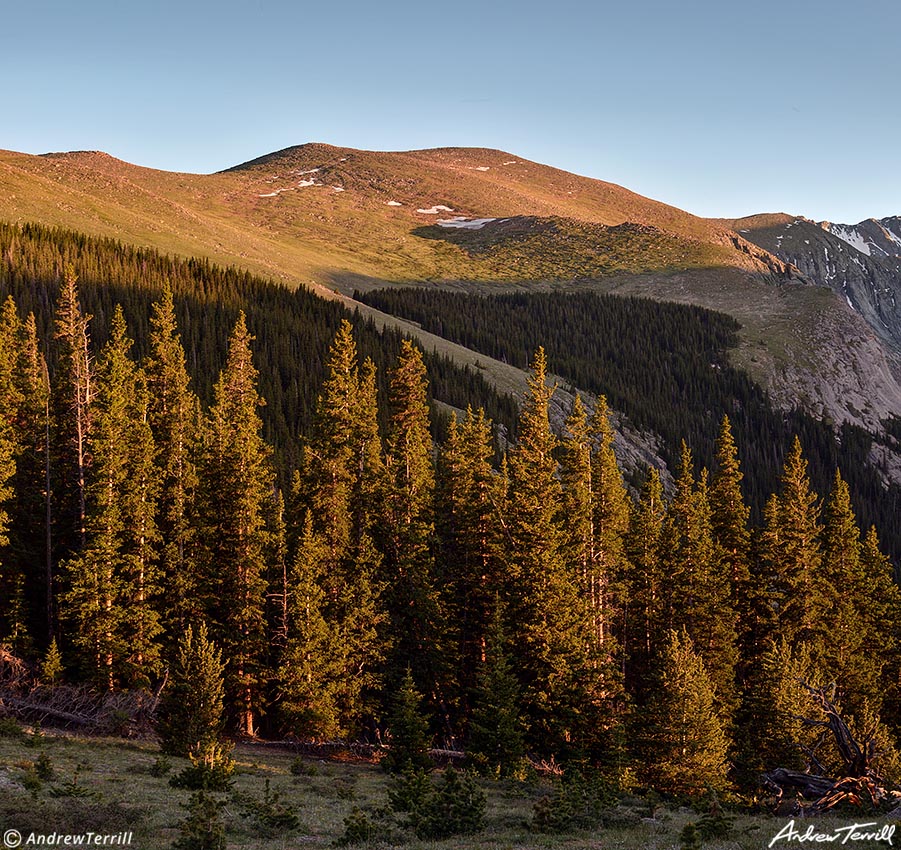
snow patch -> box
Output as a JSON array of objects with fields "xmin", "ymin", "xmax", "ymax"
[
  {"xmin": 297, "ymin": 179, "xmax": 318, "ymax": 188},
  {"xmin": 437, "ymin": 217, "xmax": 497, "ymax": 230},
  {"xmin": 846, "ymin": 293, "xmax": 855, "ymax": 310},
  {"xmin": 386, "ymin": 201, "xmax": 403, "ymax": 207},
  {"xmin": 827, "ymin": 224, "xmax": 872, "ymax": 256},
  {"xmin": 257, "ymin": 188, "xmax": 294, "ymax": 197},
  {"xmin": 502, "ymin": 161, "xmax": 518, "ymax": 165},
  {"xmin": 295, "ymin": 168, "xmax": 320, "ymax": 176},
  {"xmin": 472, "ymin": 166, "xmax": 490, "ymax": 172},
  {"xmin": 417, "ymin": 205, "xmax": 455, "ymax": 214},
  {"xmin": 332, "ymin": 186, "xmax": 345, "ymax": 192}
]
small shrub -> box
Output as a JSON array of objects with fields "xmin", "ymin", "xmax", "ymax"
[
  {"xmin": 16, "ymin": 765, "xmax": 43, "ymax": 797},
  {"xmin": 332, "ymin": 775, "xmax": 357, "ymax": 800},
  {"xmin": 290, "ymin": 756, "xmax": 318, "ymax": 776},
  {"xmin": 35, "ymin": 751, "xmax": 55, "ymax": 781},
  {"xmin": 679, "ymin": 821, "xmax": 703, "ymax": 850},
  {"xmin": 169, "ymin": 743, "xmax": 235, "ymax": 792},
  {"xmin": 0, "ymin": 716, "xmax": 24, "ymax": 738},
  {"xmin": 387, "ymin": 769, "xmax": 431, "ymax": 813},
  {"xmin": 696, "ymin": 791, "xmax": 735, "ymax": 841},
  {"xmin": 410, "ymin": 767, "xmax": 486, "ymax": 840},
  {"xmin": 235, "ymin": 778, "xmax": 299, "ymax": 834},
  {"xmin": 531, "ymin": 770, "xmax": 617, "ymax": 833},
  {"xmin": 47, "ymin": 768, "xmax": 99, "ymax": 799},
  {"xmin": 149, "ymin": 755, "xmax": 172, "ymax": 777},
  {"xmin": 24, "ymin": 724, "xmax": 45, "ymax": 748},
  {"xmin": 173, "ymin": 790, "xmax": 226, "ymax": 850},
  {"xmin": 336, "ymin": 806, "xmax": 396, "ymax": 846}
]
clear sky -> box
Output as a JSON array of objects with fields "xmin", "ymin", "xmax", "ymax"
[{"xmin": 3, "ymin": 0, "xmax": 898, "ymax": 223}]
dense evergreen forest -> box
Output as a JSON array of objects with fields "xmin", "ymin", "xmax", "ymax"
[
  {"xmin": 2, "ymin": 220, "xmax": 901, "ymax": 799},
  {"xmin": 359, "ymin": 286, "xmax": 901, "ymax": 564},
  {"xmin": 0, "ymin": 222, "xmax": 519, "ymax": 478}
]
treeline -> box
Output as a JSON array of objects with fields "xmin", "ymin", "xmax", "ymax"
[
  {"xmin": 1, "ymin": 272, "xmax": 900, "ymax": 796},
  {"xmin": 0, "ymin": 222, "xmax": 519, "ymax": 477},
  {"xmin": 357, "ymin": 287, "xmax": 901, "ymax": 564}
]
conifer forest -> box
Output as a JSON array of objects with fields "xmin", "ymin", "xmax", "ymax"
[{"xmin": 3, "ymin": 220, "xmax": 901, "ymax": 808}]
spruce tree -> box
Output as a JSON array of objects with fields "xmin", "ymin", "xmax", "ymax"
[
  {"xmin": 819, "ymin": 470, "xmax": 880, "ymax": 713},
  {"xmin": 642, "ymin": 631, "xmax": 730, "ymax": 796},
  {"xmin": 382, "ymin": 667, "xmax": 433, "ymax": 774},
  {"xmin": 198, "ymin": 312, "xmax": 272, "ymax": 735},
  {"xmin": 158, "ymin": 623, "xmax": 226, "ymax": 759},
  {"xmin": 589, "ymin": 396, "xmax": 631, "ymax": 658},
  {"xmin": 51, "ymin": 265, "xmax": 94, "ymax": 559},
  {"xmin": 738, "ymin": 638, "xmax": 819, "ymax": 777},
  {"xmin": 760, "ymin": 438, "xmax": 825, "ymax": 649},
  {"xmin": 506, "ymin": 349, "xmax": 590, "ymax": 752},
  {"xmin": 660, "ymin": 445, "xmax": 738, "ymax": 722},
  {"xmin": 467, "ymin": 609, "xmax": 526, "ymax": 776},
  {"xmin": 436, "ymin": 407, "xmax": 504, "ymax": 702},
  {"xmin": 289, "ymin": 321, "xmax": 386, "ymax": 734},
  {"xmin": 623, "ymin": 467, "xmax": 667, "ymax": 699},
  {"xmin": 380, "ymin": 341, "xmax": 443, "ymax": 705},
  {"xmin": 710, "ymin": 416, "xmax": 751, "ymax": 660},
  {"xmin": 279, "ymin": 514, "xmax": 344, "ymax": 738},
  {"xmin": 12, "ymin": 312, "xmax": 51, "ymax": 647},
  {"xmin": 144, "ymin": 286, "xmax": 201, "ymax": 644},
  {"xmin": 62, "ymin": 308, "xmax": 161, "ymax": 687},
  {"xmin": 558, "ymin": 395, "xmax": 627, "ymax": 751}
]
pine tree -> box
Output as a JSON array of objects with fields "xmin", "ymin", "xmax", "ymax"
[
  {"xmin": 623, "ymin": 467, "xmax": 667, "ymax": 698},
  {"xmin": 158, "ymin": 623, "xmax": 226, "ymax": 759},
  {"xmin": 819, "ymin": 470, "xmax": 880, "ymax": 713},
  {"xmin": 382, "ymin": 667, "xmax": 433, "ymax": 774},
  {"xmin": 380, "ymin": 341, "xmax": 444, "ymax": 706},
  {"xmin": 12, "ymin": 312, "xmax": 51, "ymax": 648},
  {"xmin": 467, "ymin": 609, "xmax": 526, "ymax": 777},
  {"xmin": 660, "ymin": 445, "xmax": 738, "ymax": 722},
  {"xmin": 279, "ymin": 514, "xmax": 344, "ymax": 738},
  {"xmin": 710, "ymin": 416, "xmax": 751, "ymax": 660},
  {"xmin": 505, "ymin": 349, "xmax": 590, "ymax": 753},
  {"xmin": 641, "ymin": 631, "xmax": 730, "ymax": 796},
  {"xmin": 62, "ymin": 308, "xmax": 161, "ymax": 687},
  {"xmin": 51, "ymin": 265, "xmax": 94, "ymax": 558},
  {"xmin": 759, "ymin": 438, "xmax": 825, "ymax": 649},
  {"xmin": 144, "ymin": 286, "xmax": 201, "ymax": 644},
  {"xmin": 436, "ymin": 407, "xmax": 504, "ymax": 703},
  {"xmin": 198, "ymin": 312, "xmax": 273, "ymax": 735}
]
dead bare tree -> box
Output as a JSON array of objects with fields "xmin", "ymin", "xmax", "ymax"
[{"xmin": 762, "ymin": 681, "xmax": 901, "ymax": 814}]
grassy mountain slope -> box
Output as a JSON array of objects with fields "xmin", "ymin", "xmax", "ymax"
[
  {"xmin": 2, "ymin": 143, "xmax": 900, "ymax": 436},
  {"xmin": 0, "ymin": 144, "xmax": 783, "ymax": 288}
]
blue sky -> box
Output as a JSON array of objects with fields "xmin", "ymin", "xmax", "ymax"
[{"xmin": 3, "ymin": 0, "xmax": 898, "ymax": 222}]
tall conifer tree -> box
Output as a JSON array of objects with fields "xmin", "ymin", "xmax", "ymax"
[
  {"xmin": 52, "ymin": 265, "xmax": 94, "ymax": 560},
  {"xmin": 436, "ymin": 407, "xmax": 504, "ymax": 703},
  {"xmin": 63, "ymin": 308, "xmax": 161, "ymax": 687},
  {"xmin": 380, "ymin": 340, "xmax": 443, "ymax": 705},
  {"xmin": 199, "ymin": 312, "xmax": 272, "ymax": 735},
  {"xmin": 710, "ymin": 416, "xmax": 751, "ymax": 659},
  {"xmin": 145, "ymin": 287, "xmax": 201, "ymax": 643},
  {"xmin": 506, "ymin": 349, "xmax": 591, "ymax": 752}
]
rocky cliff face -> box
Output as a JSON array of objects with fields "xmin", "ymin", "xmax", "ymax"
[{"xmin": 734, "ymin": 216, "xmax": 901, "ymax": 353}]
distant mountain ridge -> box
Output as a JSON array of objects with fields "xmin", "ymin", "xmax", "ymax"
[{"xmin": 723, "ymin": 213, "xmax": 901, "ymax": 355}]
